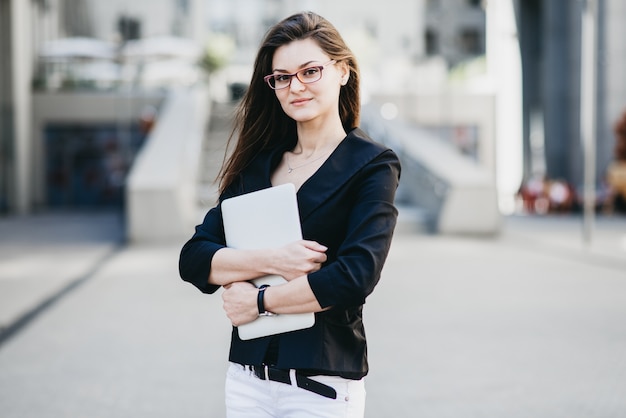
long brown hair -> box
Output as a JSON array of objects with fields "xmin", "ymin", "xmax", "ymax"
[{"xmin": 217, "ymin": 11, "xmax": 361, "ymax": 194}]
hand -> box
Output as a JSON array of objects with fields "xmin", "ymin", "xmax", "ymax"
[
  {"xmin": 222, "ymin": 282, "xmax": 258, "ymax": 326},
  {"xmin": 273, "ymin": 240, "xmax": 328, "ymax": 281}
]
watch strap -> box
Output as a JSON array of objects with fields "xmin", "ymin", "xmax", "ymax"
[{"xmin": 257, "ymin": 284, "xmax": 270, "ymax": 315}]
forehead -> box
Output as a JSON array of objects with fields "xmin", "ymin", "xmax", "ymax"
[{"xmin": 272, "ymin": 38, "xmax": 329, "ymax": 70}]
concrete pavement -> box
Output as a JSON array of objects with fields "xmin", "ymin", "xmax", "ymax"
[
  {"xmin": 0, "ymin": 211, "xmax": 125, "ymax": 341},
  {"xmin": 367, "ymin": 216, "xmax": 626, "ymax": 417},
  {"xmin": 1, "ymin": 209, "xmax": 625, "ymax": 417}
]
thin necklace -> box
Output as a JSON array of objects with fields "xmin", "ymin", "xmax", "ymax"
[{"xmin": 286, "ymin": 149, "xmax": 331, "ymax": 173}]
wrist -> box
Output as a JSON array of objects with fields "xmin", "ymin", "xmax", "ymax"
[
  {"xmin": 257, "ymin": 284, "xmax": 275, "ymax": 316},
  {"xmin": 263, "ymin": 247, "xmax": 280, "ymax": 276}
]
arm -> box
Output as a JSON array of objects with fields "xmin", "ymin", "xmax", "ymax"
[
  {"xmin": 308, "ymin": 150, "xmax": 401, "ymax": 308},
  {"xmin": 179, "ymin": 205, "xmax": 227, "ymax": 294},
  {"xmin": 208, "ymin": 240, "xmax": 328, "ymax": 286}
]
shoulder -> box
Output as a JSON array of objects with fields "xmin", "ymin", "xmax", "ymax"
[
  {"xmin": 340, "ymin": 127, "xmax": 400, "ymax": 169},
  {"xmin": 345, "ymin": 127, "xmax": 388, "ymax": 150}
]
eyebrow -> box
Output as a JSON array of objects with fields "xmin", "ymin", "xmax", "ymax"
[{"xmin": 271, "ymin": 60, "xmax": 321, "ymax": 73}]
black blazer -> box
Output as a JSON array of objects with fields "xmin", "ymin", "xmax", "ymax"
[{"xmin": 179, "ymin": 127, "xmax": 401, "ymax": 378}]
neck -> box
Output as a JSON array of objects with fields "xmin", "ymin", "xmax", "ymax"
[{"xmin": 294, "ymin": 118, "xmax": 347, "ymax": 156}]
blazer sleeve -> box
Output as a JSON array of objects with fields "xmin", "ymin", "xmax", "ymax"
[
  {"xmin": 178, "ymin": 204, "xmax": 227, "ymax": 294},
  {"xmin": 307, "ymin": 149, "xmax": 401, "ymax": 308}
]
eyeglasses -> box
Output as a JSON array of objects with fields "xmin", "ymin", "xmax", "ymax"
[{"xmin": 263, "ymin": 60, "xmax": 336, "ymax": 90}]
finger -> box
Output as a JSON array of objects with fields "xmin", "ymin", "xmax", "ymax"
[
  {"xmin": 301, "ymin": 240, "xmax": 328, "ymax": 252},
  {"xmin": 308, "ymin": 251, "xmax": 327, "ymax": 264}
]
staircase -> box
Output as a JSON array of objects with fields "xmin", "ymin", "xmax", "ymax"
[{"xmin": 197, "ymin": 100, "xmax": 236, "ymax": 212}]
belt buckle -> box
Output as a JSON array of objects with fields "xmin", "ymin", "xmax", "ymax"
[{"xmin": 252, "ymin": 364, "xmax": 270, "ymax": 381}]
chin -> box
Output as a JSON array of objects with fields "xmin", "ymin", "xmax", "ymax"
[{"xmin": 286, "ymin": 111, "xmax": 318, "ymax": 124}]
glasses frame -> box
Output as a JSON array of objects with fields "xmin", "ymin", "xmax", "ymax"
[{"xmin": 263, "ymin": 60, "xmax": 337, "ymax": 90}]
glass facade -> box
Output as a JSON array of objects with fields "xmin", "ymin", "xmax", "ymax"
[{"xmin": 45, "ymin": 123, "xmax": 148, "ymax": 208}]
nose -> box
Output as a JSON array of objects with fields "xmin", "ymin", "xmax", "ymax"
[{"xmin": 289, "ymin": 75, "xmax": 306, "ymax": 91}]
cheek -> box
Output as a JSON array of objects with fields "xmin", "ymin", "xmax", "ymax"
[
  {"xmin": 275, "ymin": 90, "xmax": 289, "ymax": 107},
  {"xmin": 319, "ymin": 84, "xmax": 342, "ymax": 106}
]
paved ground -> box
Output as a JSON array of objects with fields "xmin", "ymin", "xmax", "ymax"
[
  {"xmin": 0, "ymin": 209, "xmax": 625, "ymax": 418},
  {"xmin": 0, "ymin": 211, "xmax": 125, "ymax": 337}
]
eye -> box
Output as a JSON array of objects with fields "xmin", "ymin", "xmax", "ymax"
[
  {"xmin": 301, "ymin": 67, "xmax": 320, "ymax": 78},
  {"xmin": 275, "ymin": 74, "xmax": 291, "ymax": 82}
]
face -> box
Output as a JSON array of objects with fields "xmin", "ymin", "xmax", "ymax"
[{"xmin": 269, "ymin": 38, "xmax": 348, "ymax": 126}]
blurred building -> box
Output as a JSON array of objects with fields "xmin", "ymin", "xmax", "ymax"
[
  {"xmin": 0, "ymin": 0, "xmax": 205, "ymax": 215},
  {"xmin": 204, "ymin": 0, "xmax": 429, "ymax": 64},
  {"xmin": 2, "ymin": 0, "xmax": 625, "ymax": 216},
  {"xmin": 517, "ymin": 0, "xmax": 626, "ymax": 207},
  {"xmin": 424, "ymin": 0, "xmax": 486, "ymax": 67},
  {"xmin": 203, "ymin": 0, "xmax": 485, "ymax": 65}
]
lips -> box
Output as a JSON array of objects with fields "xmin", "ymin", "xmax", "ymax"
[{"xmin": 291, "ymin": 98, "xmax": 312, "ymax": 106}]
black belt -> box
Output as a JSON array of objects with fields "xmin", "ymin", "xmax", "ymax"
[{"xmin": 248, "ymin": 365, "xmax": 337, "ymax": 399}]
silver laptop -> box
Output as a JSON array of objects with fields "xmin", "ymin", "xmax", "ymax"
[{"xmin": 221, "ymin": 183, "xmax": 315, "ymax": 340}]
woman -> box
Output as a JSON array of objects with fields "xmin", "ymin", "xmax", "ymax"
[{"xmin": 179, "ymin": 11, "xmax": 400, "ymax": 418}]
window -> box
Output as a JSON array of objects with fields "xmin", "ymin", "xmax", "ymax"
[
  {"xmin": 458, "ymin": 28, "xmax": 483, "ymax": 55},
  {"xmin": 118, "ymin": 16, "xmax": 141, "ymax": 41},
  {"xmin": 425, "ymin": 29, "xmax": 439, "ymax": 55}
]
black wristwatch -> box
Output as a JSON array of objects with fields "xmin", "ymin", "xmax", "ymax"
[{"xmin": 257, "ymin": 284, "xmax": 275, "ymax": 316}]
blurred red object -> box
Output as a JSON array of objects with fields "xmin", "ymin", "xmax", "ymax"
[{"xmin": 518, "ymin": 176, "xmax": 575, "ymax": 214}]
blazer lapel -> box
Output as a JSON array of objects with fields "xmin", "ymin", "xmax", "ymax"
[{"xmin": 297, "ymin": 128, "xmax": 388, "ymax": 221}]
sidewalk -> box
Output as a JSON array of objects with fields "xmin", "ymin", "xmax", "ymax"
[
  {"xmin": 0, "ymin": 209, "xmax": 625, "ymax": 417},
  {"xmin": 2, "ymin": 209, "xmax": 623, "ymax": 343},
  {"xmin": 0, "ymin": 211, "xmax": 125, "ymax": 340},
  {"xmin": 505, "ymin": 212, "xmax": 625, "ymax": 251}
]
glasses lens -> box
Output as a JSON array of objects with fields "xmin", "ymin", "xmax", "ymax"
[
  {"xmin": 297, "ymin": 67, "xmax": 322, "ymax": 84},
  {"xmin": 269, "ymin": 74, "xmax": 290, "ymax": 89}
]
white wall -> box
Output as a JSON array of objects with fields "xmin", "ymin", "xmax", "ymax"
[
  {"xmin": 126, "ymin": 87, "xmax": 209, "ymax": 243},
  {"xmin": 485, "ymin": 0, "xmax": 522, "ymax": 214}
]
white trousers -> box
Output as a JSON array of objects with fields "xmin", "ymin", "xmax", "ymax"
[{"xmin": 225, "ymin": 362, "xmax": 366, "ymax": 418}]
